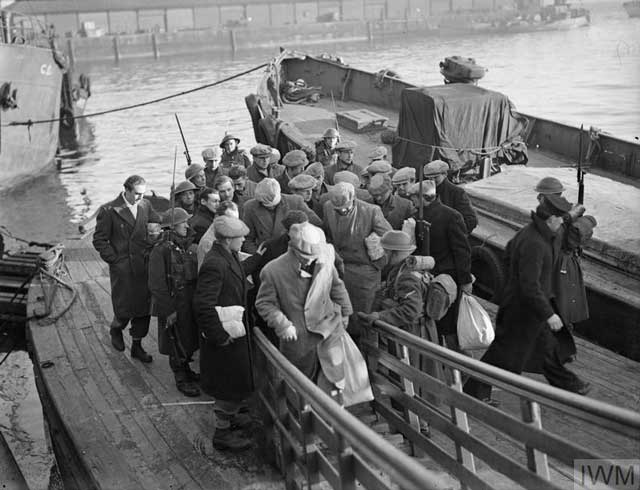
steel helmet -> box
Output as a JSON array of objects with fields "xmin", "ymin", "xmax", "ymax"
[
  {"xmin": 534, "ymin": 176, "xmax": 565, "ymax": 195},
  {"xmin": 322, "ymin": 128, "xmax": 340, "ymax": 139}
]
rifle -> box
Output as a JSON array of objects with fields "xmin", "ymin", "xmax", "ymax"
[
  {"xmin": 577, "ymin": 124, "xmax": 585, "ymax": 205},
  {"xmin": 175, "ymin": 113, "xmax": 192, "ymax": 166},
  {"xmin": 415, "ymin": 147, "xmax": 435, "ymax": 256}
]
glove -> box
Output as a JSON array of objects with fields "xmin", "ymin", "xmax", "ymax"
[
  {"xmin": 460, "ymin": 283, "xmax": 473, "ymax": 295},
  {"xmin": 546, "ymin": 313, "xmax": 563, "ymax": 332},
  {"xmin": 278, "ymin": 325, "xmax": 298, "ymax": 342}
]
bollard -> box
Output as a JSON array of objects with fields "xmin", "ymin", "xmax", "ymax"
[
  {"xmin": 151, "ymin": 33, "xmax": 159, "ymax": 59},
  {"xmin": 113, "ymin": 35, "xmax": 120, "ymax": 63}
]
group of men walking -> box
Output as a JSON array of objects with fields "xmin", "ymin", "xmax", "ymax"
[{"xmin": 93, "ymin": 129, "xmax": 592, "ymax": 451}]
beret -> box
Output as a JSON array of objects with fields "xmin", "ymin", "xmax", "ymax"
[
  {"xmin": 368, "ymin": 173, "xmax": 392, "ymax": 194},
  {"xmin": 329, "ymin": 182, "xmax": 355, "ymax": 207},
  {"xmin": 282, "ymin": 149, "xmax": 308, "ymax": 168},
  {"xmin": 250, "ymin": 144, "xmax": 272, "ymax": 157},
  {"xmin": 288, "ymin": 174, "xmax": 317, "ymax": 191},
  {"xmin": 407, "ymin": 179, "xmax": 436, "ymax": 197},
  {"xmin": 391, "ymin": 167, "xmax": 416, "ymax": 184},
  {"xmin": 185, "ymin": 163, "xmax": 205, "ymax": 181},
  {"xmin": 423, "ymin": 160, "xmax": 450, "ymax": 177},
  {"xmin": 161, "ymin": 208, "xmax": 191, "ymax": 228},
  {"xmin": 368, "ymin": 146, "xmax": 388, "ymax": 160},
  {"xmin": 335, "ymin": 140, "xmax": 357, "ymax": 151},
  {"xmin": 333, "ymin": 170, "xmax": 360, "ymax": 188},
  {"xmin": 213, "ymin": 215, "xmax": 249, "ymax": 238},
  {"xmin": 174, "ymin": 180, "xmax": 197, "ymax": 195},
  {"xmin": 304, "ymin": 162, "xmax": 324, "ymax": 178},
  {"xmin": 202, "ymin": 147, "xmax": 221, "ymax": 159},
  {"xmin": 380, "ymin": 230, "xmax": 415, "ymax": 252},
  {"xmin": 368, "ymin": 160, "xmax": 393, "ymax": 175},
  {"xmin": 219, "ymin": 134, "xmax": 240, "ymax": 148}
]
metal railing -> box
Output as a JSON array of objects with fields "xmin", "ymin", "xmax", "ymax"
[
  {"xmin": 253, "ymin": 327, "xmax": 445, "ymax": 490},
  {"xmin": 359, "ymin": 314, "xmax": 640, "ymax": 490}
]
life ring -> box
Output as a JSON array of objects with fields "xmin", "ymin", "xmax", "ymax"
[
  {"xmin": 244, "ymin": 94, "xmax": 268, "ymax": 144},
  {"xmin": 470, "ymin": 245, "xmax": 505, "ymax": 302},
  {"xmin": 60, "ymin": 107, "xmax": 75, "ymax": 129}
]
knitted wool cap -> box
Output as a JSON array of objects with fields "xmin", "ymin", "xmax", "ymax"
[
  {"xmin": 254, "ymin": 178, "xmax": 282, "ymax": 207},
  {"xmin": 391, "ymin": 167, "xmax": 416, "ymax": 184},
  {"xmin": 185, "ymin": 163, "xmax": 205, "ymax": 181},
  {"xmin": 423, "ymin": 160, "xmax": 449, "ymax": 177},
  {"xmin": 282, "ymin": 149, "xmax": 308, "ymax": 168}
]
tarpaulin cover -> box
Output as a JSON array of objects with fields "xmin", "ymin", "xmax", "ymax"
[{"xmin": 392, "ymin": 84, "xmax": 528, "ymax": 171}]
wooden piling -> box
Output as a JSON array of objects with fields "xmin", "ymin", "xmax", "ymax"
[
  {"xmin": 366, "ymin": 21, "xmax": 373, "ymax": 42},
  {"xmin": 151, "ymin": 33, "xmax": 159, "ymax": 59},
  {"xmin": 229, "ymin": 29, "xmax": 237, "ymax": 54},
  {"xmin": 113, "ymin": 35, "xmax": 120, "ymax": 63},
  {"xmin": 66, "ymin": 38, "xmax": 75, "ymax": 69}
]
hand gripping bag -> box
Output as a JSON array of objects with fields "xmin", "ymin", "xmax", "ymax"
[{"xmin": 457, "ymin": 293, "xmax": 494, "ymax": 350}]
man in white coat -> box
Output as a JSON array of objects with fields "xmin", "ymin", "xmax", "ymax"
[{"xmin": 255, "ymin": 223, "xmax": 372, "ymax": 406}]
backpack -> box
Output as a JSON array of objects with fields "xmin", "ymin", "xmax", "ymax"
[{"xmin": 401, "ymin": 270, "xmax": 458, "ymax": 321}]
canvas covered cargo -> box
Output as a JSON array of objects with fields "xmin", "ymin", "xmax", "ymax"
[{"xmin": 392, "ymin": 84, "xmax": 529, "ymax": 171}]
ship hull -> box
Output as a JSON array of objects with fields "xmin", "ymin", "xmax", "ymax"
[
  {"xmin": 623, "ymin": 1, "xmax": 640, "ymax": 17},
  {"xmin": 0, "ymin": 44, "xmax": 62, "ymax": 190}
]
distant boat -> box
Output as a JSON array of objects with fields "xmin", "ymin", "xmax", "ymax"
[
  {"xmin": 623, "ymin": 0, "xmax": 640, "ymax": 17},
  {"xmin": 0, "ymin": 9, "xmax": 90, "ymax": 190}
]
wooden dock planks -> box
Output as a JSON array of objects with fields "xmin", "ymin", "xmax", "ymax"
[{"xmin": 27, "ymin": 235, "xmax": 283, "ymax": 490}]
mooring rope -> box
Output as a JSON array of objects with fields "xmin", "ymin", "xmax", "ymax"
[{"xmin": 1, "ymin": 62, "xmax": 268, "ymax": 128}]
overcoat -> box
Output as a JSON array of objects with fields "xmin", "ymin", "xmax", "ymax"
[
  {"xmin": 242, "ymin": 194, "xmax": 322, "ymax": 253},
  {"xmin": 436, "ymin": 178, "xmax": 478, "ymax": 234},
  {"xmin": 255, "ymin": 247, "xmax": 353, "ymax": 379},
  {"xmin": 414, "ymin": 198, "xmax": 472, "ymax": 335},
  {"xmin": 485, "ymin": 213, "xmax": 573, "ymax": 373},
  {"xmin": 92, "ymin": 194, "xmax": 159, "ymax": 318},
  {"xmin": 188, "ymin": 206, "xmax": 215, "ymax": 244},
  {"xmin": 246, "ymin": 163, "xmax": 285, "ymax": 183},
  {"xmin": 193, "ymin": 243, "xmax": 253, "ymax": 401},
  {"xmin": 324, "ymin": 161, "xmax": 365, "ymax": 186},
  {"xmin": 378, "ymin": 194, "xmax": 414, "ymax": 230}
]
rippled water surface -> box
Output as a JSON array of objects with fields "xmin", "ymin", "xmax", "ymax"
[{"xmin": 0, "ymin": 3, "xmax": 638, "ymax": 487}]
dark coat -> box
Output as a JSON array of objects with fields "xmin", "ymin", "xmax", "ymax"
[
  {"xmin": 188, "ymin": 206, "xmax": 215, "ymax": 244},
  {"xmin": 378, "ymin": 194, "xmax": 414, "ymax": 230},
  {"xmin": 437, "ymin": 178, "xmax": 478, "ymax": 234},
  {"xmin": 276, "ymin": 170, "xmax": 292, "ymax": 194},
  {"xmin": 489, "ymin": 213, "xmax": 572, "ymax": 373},
  {"xmin": 193, "ymin": 243, "xmax": 253, "ymax": 401},
  {"xmin": 241, "ymin": 194, "xmax": 322, "ymax": 253},
  {"xmin": 148, "ymin": 234, "xmax": 199, "ymax": 356},
  {"xmin": 324, "ymin": 161, "xmax": 365, "ymax": 186},
  {"xmin": 246, "ymin": 163, "xmax": 285, "ymax": 183},
  {"xmin": 92, "ymin": 194, "xmax": 159, "ymax": 318}
]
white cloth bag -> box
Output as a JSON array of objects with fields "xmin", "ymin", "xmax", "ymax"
[
  {"xmin": 457, "ymin": 293, "xmax": 494, "ymax": 350},
  {"xmin": 215, "ymin": 305, "xmax": 246, "ymax": 339}
]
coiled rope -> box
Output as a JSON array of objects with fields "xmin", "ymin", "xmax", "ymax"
[{"xmin": 1, "ymin": 62, "xmax": 268, "ymax": 128}]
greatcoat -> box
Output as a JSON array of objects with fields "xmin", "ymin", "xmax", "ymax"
[
  {"xmin": 241, "ymin": 194, "xmax": 322, "ymax": 253},
  {"xmin": 436, "ymin": 178, "xmax": 478, "ymax": 234},
  {"xmin": 92, "ymin": 194, "xmax": 159, "ymax": 318},
  {"xmin": 193, "ymin": 243, "xmax": 253, "ymax": 401},
  {"xmin": 188, "ymin": 206, "xmax": 216, "ymax": 244},
  {"xmin": 246, "ymin": 163, "xmax": 285, "ymax": 184}
]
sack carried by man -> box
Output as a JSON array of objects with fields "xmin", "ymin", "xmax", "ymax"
[
  {"xmin": 214, "ymin": 305, "xmax": 246, "ymax": 339},
  {"xmin": 457, "ymin": 292, "xmax": 494, "ymax": 350},
  {"xmin": 364, "ymin": 232, "xmax": 385, "ymax": 261}
]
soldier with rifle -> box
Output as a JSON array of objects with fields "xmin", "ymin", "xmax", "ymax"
[{"xmin": 148, "ymin": 208, "xmax": 201, "ymax": 397}]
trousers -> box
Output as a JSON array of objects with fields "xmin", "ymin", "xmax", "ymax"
[{"xmin": 111, "ymin": 315, "xmax": 150, "ymax": 339}]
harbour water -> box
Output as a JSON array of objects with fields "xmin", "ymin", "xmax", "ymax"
[{"xmin": 0, "ymin": 2, "xmax": 638, "ymax": 488}]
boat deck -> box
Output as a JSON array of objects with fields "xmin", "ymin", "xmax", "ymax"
[{"xmin": 26, "ymin": 234, "xmax": 640, "ymax": 489}]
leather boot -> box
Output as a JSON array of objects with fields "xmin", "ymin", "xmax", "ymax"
[
  {"xmin": 212, "ymin": 428, "xmax": 252, "ymax": 451},
  {"xmin": 131, "ymin": 341, "xmax": 152, "ymax": 363},
  {"xmin": 185, "ymin": 364, "xmax": 200, "ymax": 382},
  {"xmin": 110, "ymin": 328, "xmax": 125, "ymax": 352},
  {"xmin": 175, "ymin": 374, "xmax": 200, "ymax": 397}
]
